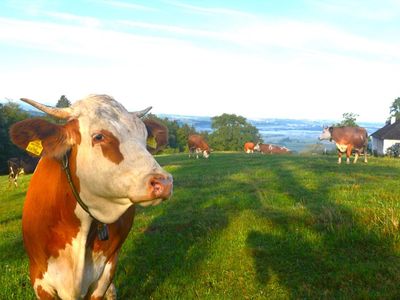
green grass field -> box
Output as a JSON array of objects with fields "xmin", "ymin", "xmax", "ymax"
[{"xmin": 1, "ymin": 153, "xmax": 400, "ymax": 299}]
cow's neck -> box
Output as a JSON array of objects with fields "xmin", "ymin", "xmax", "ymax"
[
  {"xmin": 24, "ymin": 150, "xmax": 93, "ymax": 271},
  {"xmin": 62, "ymin": 151, "xmax": 109, "ymax": 241}
]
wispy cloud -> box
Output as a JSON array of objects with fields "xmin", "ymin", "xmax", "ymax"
[
  {"xmin": 164, "ymin": 0, "xmax": 255, "ymax": 18},
  {"xmin": 309, "ymin": 0, "xmax": 400, "ymax": 21},
  {"xmin": 99, "ymin": 0, "xmax": 158, "ymax": 12},
  {"xmin": 118, "ymin": 17, "xmax": 400, "ymax": 63},
  {"xmin": 41, "ymin": 11, "xmax": 102, "ymax": 27}
]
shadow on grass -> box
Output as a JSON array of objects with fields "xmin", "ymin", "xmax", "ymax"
[
  {"xmin": 246, "ymin": 156, "xmax": 400, "ymax": 298},
  {"xmin": 116, "ymin": 153, "xmax": 400, "ymax": 299}
]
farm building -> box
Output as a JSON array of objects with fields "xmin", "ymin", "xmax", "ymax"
[{"xmin": 371, "ymin": 117, "xmax": 400, "ymax": 155}]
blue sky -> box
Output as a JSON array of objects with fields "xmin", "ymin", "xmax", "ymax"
[{"xmin": 1, "ymin": 0, "xmax": 399, "ymax": 122}]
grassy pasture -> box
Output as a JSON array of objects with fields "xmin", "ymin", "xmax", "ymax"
[{"xmin": 1, "ymin": 153, "xmax": 400, "ymax": 299}]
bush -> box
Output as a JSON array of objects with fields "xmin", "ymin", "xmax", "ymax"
[{"xmin": 386, "ymin": 143, "xmax": 400, "ymax": 157}]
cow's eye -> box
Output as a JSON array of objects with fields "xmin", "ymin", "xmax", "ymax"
[{"xmin": 93, "ymin": 133, "xmax": 105, "ymax": 142}]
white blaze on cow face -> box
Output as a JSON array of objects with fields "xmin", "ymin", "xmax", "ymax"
[
  {"xmin": 65, "ymin": 95, "xmax": 171, "ymax": 223},
  {"xmin": 319, "ymin": 127, "xmax": 332, "ymax": 140},
  {"xmin": 254, "ymin": 143, "xmax": 260, "ymax": 152}
]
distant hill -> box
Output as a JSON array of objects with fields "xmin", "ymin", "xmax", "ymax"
[{"xmin": 1, "ymin": 99, "xmax": 383, "ymax": 153}]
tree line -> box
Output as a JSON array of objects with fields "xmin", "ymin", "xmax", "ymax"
[{"xmin": 2, "ymin": 96, "xmax": 400, "ymax": 173}]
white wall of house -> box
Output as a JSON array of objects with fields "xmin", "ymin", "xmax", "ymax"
[
  {"xmin": 372, "ymin": 137, "xmax": 400, "ymax": 155},
  {"xmin": 384, "ymin": 139, "xmax": 400, "ymax": 154}
]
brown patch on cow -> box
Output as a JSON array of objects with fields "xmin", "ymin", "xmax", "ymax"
[
  {"xmin": 9, "ymin": 118, "xmax": 80, "ymax": 158},
  {"xmin": 89, "ymin": 206, "xmax": 135, "ymax": 257},
  {"xmin": 21, "ymin": 121, "xmax": 82, "ymax": 284},
  {"xmin": 92, "ymin": 129, "xmax": 124, "ymax": 164},
  {"xmin": 143, "ymin": 119, "xmax": 169, "ymax": 154},
  {"xmin": 36, "ymin": 285, "xmax": 54, "ymax": 299}
]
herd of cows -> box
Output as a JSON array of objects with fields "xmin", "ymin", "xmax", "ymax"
[
  {"xmin": 4, "ymin": 94, "xmax": 369, "ymax": 299},
  {"xmin": 187, "ymin": 126, "xmax": 368, "ymax": 164}
]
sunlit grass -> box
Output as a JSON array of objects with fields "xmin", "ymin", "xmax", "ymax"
[{"xmin": 1, "ymin": 153, "xmax": 400, "ymax": 299}]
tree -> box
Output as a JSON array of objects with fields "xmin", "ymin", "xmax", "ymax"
[
  {"xmin": 208, "ymin": 113, "xmax": 261, "ymax": 151},
  {"xmin": 335, "ymin": 112, "xmax": 359, "ymax": 127},
  {"xmin": 53, "ymin": 95, "xmax": 71, "ymax": 124},
  {"xmin": 0, "ymin": 101, "xmax": 29, "ymax": 173},
  {"xmin": 56, "ymin": 95, "xmax": 71, "ymax": 108},
  {"xmin": 389, "ymin": 97, "xmax": 400, "ymax": 123}
]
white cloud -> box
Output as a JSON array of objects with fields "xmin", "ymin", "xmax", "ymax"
[
  {"xmin": 0, "ymin": 14, "xmax": 399, "ymax": 122},
  {"xmin": 164, "ymin": 1, "xmax": 256, "ymax": 18},
  {"xmin": 310, "ymin": 0, "xmax": 400, "ymax": 21},
  {"xmin": 41, "ymin": 11, "xmax": 102, "ymax": 28},
  {"xmin": 98, "ymin": 0, "xmax": 157, "ymax": 12}
]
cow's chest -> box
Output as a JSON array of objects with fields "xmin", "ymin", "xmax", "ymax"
[
  {"xmin": 335, "ymin": 143, "xmax": 348, "ymax": 152},
  {"xmin": 33, "ymin": 230, "xmax": 110, "ymax": 299}
]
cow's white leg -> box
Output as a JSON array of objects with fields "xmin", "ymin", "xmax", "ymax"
[
  {"xmin": 353, "ymin": 152, "xmax": 359, "ymax": 164},
  {"xmin": 364, "ymin": 150, "xmax": 368, "ymax": 163},
  {"xmin": 14, "ymin": 173, "xmax": 19, "ymax": 187},
  {"xmin": 8, "ymin": 168, "xmax": 14, "ymax": 188},
  {"xmin": 104, "ymin": 283, "xmax": 117, "ymax": 300},
  {"xmin": 346, "ymin": 157, "xmax": 350, "ymax": 164},
  {"xmin": 338, "ymin": 153, "xmax": 342, "ymax": 164},
  {"xmin": 89, "ymin": 260, "xmax": 116, "ymax": 300}
]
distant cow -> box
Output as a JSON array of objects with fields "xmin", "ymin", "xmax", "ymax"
[
  {"xmin": 244, "ymin": 142, "xmax": 255, "ymax": 153},
  {"xmin": 254, "ymin": 143, "xmax": 291, "ymax": 154},
  {"xmin": 319, "ymin": 126, "xmax": 368, "ymax": 164},
  {"xmin": 188, "ymin": 134, "xmax": 210, "ymax": 158},
  {"xmin": 9, "ymin": 95, "xmax": 173, "ymax": 299},
  {"xmin": 7, "ymin": 156, "xmax": 39, "ymax": 187}
]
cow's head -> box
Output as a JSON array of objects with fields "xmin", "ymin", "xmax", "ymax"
[
  {"xmin": 10, "ymin": 95, "xmax": 173, "ymax": 223},
  {"xmin": 254, "ymin": 143, "xmax": 261, "ymax": 152},
  {"xmin": 319, "ymin": 127, "xmax": 332, "ymax": 141}
]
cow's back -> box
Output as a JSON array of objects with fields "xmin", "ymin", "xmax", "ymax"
[{"xmin": 188, "ymin": 134, "xmax": 209, "ymax": 151}]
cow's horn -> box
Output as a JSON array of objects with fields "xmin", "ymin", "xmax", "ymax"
[
  {"xmin": 132, "ymin": 106, "xmax": 152, "ymax": 118},
  {"xmin": 20, "ymin": 98, "xmax": 72, "ymax": 119}
]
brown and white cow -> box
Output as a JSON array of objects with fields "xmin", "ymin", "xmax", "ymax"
[
  {"xmin": 9, "ymin": 95, "xmax": 173, "ymax": 299},
  {"xmin": 188, "ymin": 134, "xmax": 210, "ymax": 159},
  {"xmin": 244, "ymin": 142, "xmax": 255, "ymax": 153},
  {"xmin": 254, "ymin": 143, "xmax": 291, "ymax": 154},
  {"xmin": 319, "ymin": 126, "xmax": 368, "ymax": 164}
]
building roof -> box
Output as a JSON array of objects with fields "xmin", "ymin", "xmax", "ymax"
[{"xmin": 371, "ymin": 121, "xmax": 400, "ymax": 139}]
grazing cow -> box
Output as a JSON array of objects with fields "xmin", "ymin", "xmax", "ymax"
[
  {"xmin": 319, "ymin": 126, "xmax": 368, "ymax": 164},
  {"xmin": 7, "ymin": 156, "xmax": 39, "ymax": 187},
  {"xmin": 254, "ymin": 143, "xmax": 291, "ymax": 154},
  {"xmin": 9, "ymin": 95, "xmax": 173, "ymax": 299},
  {"xmin": 244, "ymin": 142, "xmax": 255, "ymax": 153},
  {"xmin": 188, "ymin": 134, "xmax": 210, "ymax": 158}
]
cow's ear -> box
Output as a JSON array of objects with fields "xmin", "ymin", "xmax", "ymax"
[
  {"xmin": 9, "ymin": 118, "xmax": 80, "ymax": 159},
  {"xmin": 143, "ymin": 119, "xmax": 168, "ymax": 154}
]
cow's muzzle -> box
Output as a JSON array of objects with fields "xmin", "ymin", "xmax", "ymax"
[{"xmin": 149, "ymin": 174, "xmax": 173, "ymax": 200}]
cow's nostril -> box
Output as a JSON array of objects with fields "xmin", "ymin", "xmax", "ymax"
[
  {"xmin": 151, "ymin": 179, "xmax": 163, "ymax": 194},
  {"xmin": 149, "ymin": 175, "xmax": 173, "ymax": 199}
]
